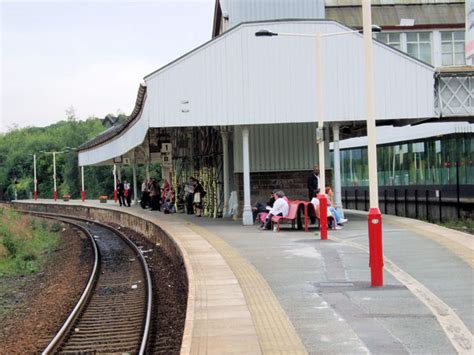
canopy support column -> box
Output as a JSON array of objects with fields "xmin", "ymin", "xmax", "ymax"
[
  {"xmin": 221, "ymin": 129, "xmax": 230, "ymax": 217},
  {"xmin": 132, "ymin": 151, "xmax": 138, "ymax": 205},
  {"xmin": 242, "ymin": 126, "xmax": 253, "ymax": 225},
  {"xmin": 332, "ymin": 123, "xmax": 344, "ymax": 218}
]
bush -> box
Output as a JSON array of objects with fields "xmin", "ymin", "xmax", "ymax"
[{"xmin": 0, "ymin": 209, "xmax": 59, "ymax": 276}]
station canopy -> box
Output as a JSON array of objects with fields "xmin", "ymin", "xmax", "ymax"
[{"xmin": 78, "ymin": 19, "xmax": 435, "ymax": 166}]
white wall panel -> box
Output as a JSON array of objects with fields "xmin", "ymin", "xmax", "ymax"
[
  {"xmin": 145, "ymin": 20, "xmax": 435, "ymax": 129},
  {"xmin": 233, "ymin": 123, "xmax": 319, "ymax": 173}
]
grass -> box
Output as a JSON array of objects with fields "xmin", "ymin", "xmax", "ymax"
[
  {"xmin": 440, "ymin": 218, "xmax": 474, "ymax": 235},
  {"xmin": 0, "ymin": 207, "xmax": 60, "ymax": 276}
]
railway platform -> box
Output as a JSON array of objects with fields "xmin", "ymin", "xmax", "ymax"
[{"xmin": 13, "ymin": 199, "xmax": 473, "ymax": 354}]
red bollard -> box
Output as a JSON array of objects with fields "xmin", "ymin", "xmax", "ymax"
[
  {"xmin": 81, "ymin": 190, "xmax": 85, "ymax": 202},
  {"xmin": 113, "ymin": 189, "xmax": 118, "ymax": 203},
  {"xmin": 368, "ymin": 207, "xmax": 384, "ymax": 286},
  {"xmin": 53, "ymin": 191, "xmax": 57, "ymax": 201},
  {"xmin": 318, "ymin": 193, "xmax": 328, "ymax": 240},
  {"xmin": 34, "ymin": 191, "xmax": 37, "ymax": 200}
]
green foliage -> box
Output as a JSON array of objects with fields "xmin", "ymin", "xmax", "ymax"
[
  {"xmin": 0, "ymin": 117, "xmax": 108, "ymax": 200},
  {"xmin": 440, "ymin": 218, "xmax": 474, "ymax": 235},
  {"xmin": 0, "ymin": 210, "xmax": 59, "ymax": 276}
]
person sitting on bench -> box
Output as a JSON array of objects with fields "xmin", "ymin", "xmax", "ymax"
[
  {"xmin": 252, "ymin": 191, "xmax": 276, "ymax": 222},
  {"xmin": 261, "ymin": 191, "xmax": 289, "ymax": 230}
]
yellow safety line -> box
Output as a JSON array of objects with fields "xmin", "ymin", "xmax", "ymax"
[{"xmin": 186, "ymin": 222, "xmax": 307, "ymax": 354}]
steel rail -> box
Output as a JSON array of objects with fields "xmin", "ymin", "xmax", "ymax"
[
  {"xmin": 27, "ymin": 211, "xmax": 153, "ymax": 355},
  {"xmin": 22, "ymin": 213, "xmax": 101, "ymax": 355}
]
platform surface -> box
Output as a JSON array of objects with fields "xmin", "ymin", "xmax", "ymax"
[{"xmin": 14, "ymin": 199, "xmax": 473, "ymax": 354}]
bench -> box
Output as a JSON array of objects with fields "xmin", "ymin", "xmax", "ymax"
[{"xmin": 271, "ymin": 203, "xmax": 300, "ymax": 232}]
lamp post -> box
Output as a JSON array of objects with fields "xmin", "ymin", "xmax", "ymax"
[
  {"xmin": 81, "ymin": 166, "xmax": 85, "ymax": 201},
  {"xmin": 255, "ymin": 25, "xmax": 380, "ymax": 240},
  {"xmin": 39, "ymin": 148, "xmax": 72, "ymax": 201},
  {"xmin": 362, "ymin": 0, "xmax": 384, "ymax": 287},
  {"xmin": 113, "ymin": 164, "xmax": 118, "ymax": 202},
  {"xmin": 256, "ymin": 15, "xmax": 383, "ymax": 285},
  {"xmin": 33, "ymin": 154, "xmax": 37, "ymax": 200}
]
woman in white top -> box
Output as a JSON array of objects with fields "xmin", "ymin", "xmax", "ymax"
[{"xmin": 262, "ymin": 191, "xmax": 289, "ymax": 230}]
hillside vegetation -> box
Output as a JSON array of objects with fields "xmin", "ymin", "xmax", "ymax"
[{"xmin": 0, "ymin": 115, "xmax": 114, "ymax": 200}]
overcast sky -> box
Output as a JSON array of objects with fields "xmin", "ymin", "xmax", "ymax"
[{"xmin": 0, "ymin": 0, "xmax": 215, "ymax": 132}]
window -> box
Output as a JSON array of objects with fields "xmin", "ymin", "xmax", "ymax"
[
  {"xmin": 376, "ymin": 32, "xmax": 401, "ymax": 50},
  {"xmin": 407, "ymin": 32, "xmax": 432, "ymax": 64},
  {"xmin": 441, "ymin": 31, "xmax": 465, "ymax": 66}
]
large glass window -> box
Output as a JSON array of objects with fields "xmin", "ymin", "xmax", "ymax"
[
  {"xmin": 337, "ymin": 134, "xmax": 474, "ymax": 187},
  {"xmin": 441, "ymin": 31, "xmax": 465, "ymax": 66},
  {"xmin": 376, "ymin": 32, "xmax": 401, "ymax": 50},
  {"xmin": 407, "ymin": 32, "xmax": 432, "ymax": 64}
]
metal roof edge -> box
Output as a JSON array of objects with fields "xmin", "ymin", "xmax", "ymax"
[
  {"xmin": 78, "ymin": 84, "xmax": 147, "ymax": 152},
  {"xmin": 143, "ymin": 18, "xmax": 347, "ymax": 81},
  {"xmin": 144, "ymin": 17, "xmax": 434, "ymax": 82}
]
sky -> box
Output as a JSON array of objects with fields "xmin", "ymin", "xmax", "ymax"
[{"xmin": 0, "ymin": 0, "xmax": 215, "ymax": 132}]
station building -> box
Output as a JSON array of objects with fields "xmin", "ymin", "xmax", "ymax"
[{"xmin": 78, "ymin": 0, "xmax": 473, "ymax": 224}]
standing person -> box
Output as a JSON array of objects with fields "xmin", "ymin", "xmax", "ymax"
[
  {"xmin": 307, "ymin": 165, "xmax": 320, "ymax": 201},
  {"xmin": 149, "ymin": 178, "xmax": 161, "ymax": 211},
  {"xmin": 185, "ymin": 178, "xmax": 195, "ymax": 215},
  {"xmin": 192, "ymin": 178, "xmax": 206, "ymax": 217},
  {"xmin": 124, "ymin": 179, "xmax": 131, "ymax": 207},
  {"xmin": 117, "ymin": 179, "xmax": 125, "ymax": 207},
  {"xmin": 140, "ymin": 178, "xmax": 149, "ymax": 209}
]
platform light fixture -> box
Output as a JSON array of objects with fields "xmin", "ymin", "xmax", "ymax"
[{"xmin": 255, "ymin": 1, "xmax": 383, "ymax": 286}]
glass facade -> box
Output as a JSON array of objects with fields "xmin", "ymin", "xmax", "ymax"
[{"xmin": 337, "ymin": 134, "xmax": 474, "ymax": 187}]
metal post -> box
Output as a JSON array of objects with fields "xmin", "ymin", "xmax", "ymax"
[
  {"xmin": 384, "ymin": 189, "xmax": 387, "ymax": 214},
  {"xmin": 33, "ymin": 154, "xmax": 37, "ymax": 200},
  {"xmin": 364, "ymin": 190, "xmax": 368, "ymax": 211},
  {"xmin": 113, "ymin": 164, "xmax": 118, "ymax": 203},
  {"xmin": 363, "ymin": 0, "xmax": 383, "ymax": 286},
  {"xmin": 319, "ymin": 194, "xmax": 328, "ymax": 239},
  {"xmin": 404, "ymin": 189, "xmax": 408, "ymax": 217},
  {"xmin": 425, "ymin": 190, "xmax": 429, "ymax": 221},
  {"xmin": 439, "ymin": 190, "xmax": 442, "ymax": 223},
  {"xmin": 53, "ymin": 152, "xmax": 57, "ymax": 201},
  {"xmin": 81, "ymin": 166, "xmax": 85, "ymax": 201},
  {"xmin": 355, "ymin": 189, "xmax": 358, "ymax": 210},
  {"xmin": 415, "ymin": 189, "xmax": 419, "ymax": 219},
  {"xmin": 242, "ymin": 127, "xmax": 253, "ymax": 225},
  {"xmin": 394, "ymin": 189, "xmax": 398, "ymax": 216},
  {"xmin": 315, "ymin": 33, "xmax": 328, "ymax": 239},
  {"xmin": 315, "ymin": 33, "xmax": 326, "ymax": 191},
  {"xmin": 456, "ymin": 161, "xmax": 460, "ymax": 219},
  {"xmin": 332, "ymin": 124, "xmax": 344, "ymax": 218},
  {"xmin": 133, "ymin": 161, "xmax": 138, "ymax": 205}
]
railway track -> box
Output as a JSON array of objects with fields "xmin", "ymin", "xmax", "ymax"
[{"xmin": 26, "ymin": 212, "xmax": 153, "ymax": 354}]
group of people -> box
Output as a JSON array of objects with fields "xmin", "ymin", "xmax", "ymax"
[
  {"xmin": 256, "ymin": 165, "xmax": 348, "ymax": 231},
  {"xmin": 116, "ymin": 179, "xmax": 132, "ymax": 207},
  {"xmin": 139, "ymin": 178, "xmax": 166, "ymax": 211},
  {"xmin": 137, "ymin": 176, "xmax": 206, "ymax": 217}
]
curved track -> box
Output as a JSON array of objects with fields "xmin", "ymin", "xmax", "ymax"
[{"xmin": 28, "ymin": 213, "xmax": 153, "ymax": 354}]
